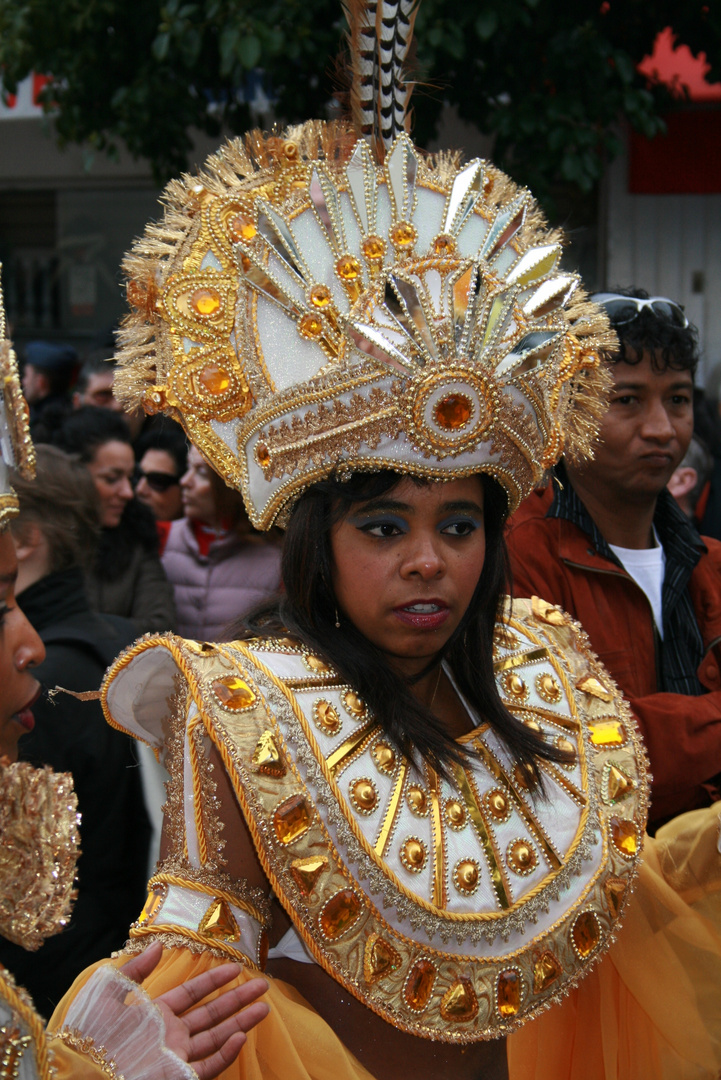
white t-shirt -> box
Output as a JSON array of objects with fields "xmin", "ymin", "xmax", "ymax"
[{"xmin": 609, "ymin": 532, "xmax": 666, "ymax": 638}]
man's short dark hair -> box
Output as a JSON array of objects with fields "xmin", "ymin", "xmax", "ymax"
[
  {"xmin": 134, "ymin": 422, "xmax": 188, "ymax": 476},
  {"xmin": 76, "ymin": 353, "xmax": 116, "ymax": 394},
  {"xmin": 599, "ymin": 287, "xmax": 699, "ymax": 375}
]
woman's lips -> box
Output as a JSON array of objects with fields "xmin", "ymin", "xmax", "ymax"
[
  {"xmin": 392, "ymin": 601, "xmax": 450, "ymax": 630},
  {"xmin": 12, "ymin": 686, "xmax": 41, "ymax": 733}
]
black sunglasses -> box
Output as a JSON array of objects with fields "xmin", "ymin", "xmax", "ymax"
[
  {"xmin": 592, "ymin": 292, "xmax": 689, "ymax": 329},
  {"xmin": 133, "ymin": 467, "xmax": 181, "ymax": 493}
]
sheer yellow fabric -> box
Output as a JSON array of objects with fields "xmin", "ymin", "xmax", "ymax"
[
  {"xmin": 50, "ymin": 951, "xmax": 377, "ymax": 1080},
  {"xmin": 507, "ymin": 804, "xmax": 721, "ymax": 1080}
]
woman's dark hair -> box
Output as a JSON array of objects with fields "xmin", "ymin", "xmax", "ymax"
[
  {"xmin": 235, "ymin": 470, "xmax": 565, "ymax": 778},
  {"xmin": 55, "ymin": 405, "xmax": 131, "ymax": 463},
  {"xmin": 55, "ymin": 405, "xmax": 158, "ymax": 574}
]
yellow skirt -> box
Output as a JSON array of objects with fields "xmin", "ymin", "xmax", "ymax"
[{"xmin": 50, "ymin": 805, "xmax": 721, "ymax": 1080}]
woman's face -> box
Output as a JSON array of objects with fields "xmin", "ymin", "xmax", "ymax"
[
  {"xmin": 181, "ymin": 446, "xmax": 218, "ymax": 526},
  {"xmin": 86, "ymin": 439, "xmax": 135, "ymax": 528},
  {"xmin": 135, "ymin": 449, "xmax": 183, "ymax": 521},
  {"xmin": 0, "ymin": 532, "xmax": 45, "ymax": 761},
  {"xmin": 330, "ymin": 476, "xmax": 486, "ymax": 677}
]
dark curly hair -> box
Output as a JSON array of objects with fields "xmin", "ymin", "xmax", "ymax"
[{"xmin": 597, "ymin": 287, "xmax": 698, "ymax": 375}]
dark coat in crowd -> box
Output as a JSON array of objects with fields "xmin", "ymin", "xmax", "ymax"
[
  {"xmin": 0, "ymin": 567, "xmax": 152, "ymax": 1017},
  {"xmin": 85, "ymin": 499, "xmax": 177, "ymax": 635}
]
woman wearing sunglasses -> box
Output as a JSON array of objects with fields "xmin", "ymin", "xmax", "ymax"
[{"xmin": 134, "ymin": 425, "xmax": 189, "ymax": 553}]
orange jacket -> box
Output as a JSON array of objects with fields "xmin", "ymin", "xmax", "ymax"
[{"xmin": 507, "ymin": 485, "xmax": 721, "ymax": 827}]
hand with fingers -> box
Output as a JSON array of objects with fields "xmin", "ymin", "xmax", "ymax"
[{"xmin": 120, "ymin": 941, "xmax": 270, "ymax": 1079}]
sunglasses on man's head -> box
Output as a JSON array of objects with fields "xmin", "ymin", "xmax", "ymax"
[
  {"xmin": 592, "ymin": 292, "xmax": 689, "ymax": 329},
  {"xmin": 133, "ymin": 468, "xmax": 181, "ymax": 493}
]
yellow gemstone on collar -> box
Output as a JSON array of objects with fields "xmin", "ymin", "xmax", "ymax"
[
  {"xmin": 251, "ymin": 730, "xmax": 286, "ymax": 776},
  {"xmin": 603, "ymin": 763, "xmax": 635, "ymax": 803},
  {"xmin": 273, "ymin": 794, "xmax": 312, "ymax": 845},
  {"xmin": 571, "ymin": 910, "xmax": 601, "ymax": 958},
  {"xmin": 497, "ymin": 970, "xmax": 522, "ymax": 1018},
  {"xmin": 364, "ymin": 933, "xmax": 402, "ymax": 984},
  {"xmin": 313, "ymin": 699, "xmax": 341, "ymax": 735},
  {"xmin": 531, "ymin": 596, "xmax": 566, "ymax": 625},
  {"xmin": 290, "ymin": 855, "xmax": 328, "ymax": 896},
  {"xmin": 576, "ymin": 674, "xmax": 614, "ymax": 702},
  {"xmin": 137, "ymin": 886, "xmax": 165, "ymax": 926},
  {"xmin": 610, "ymin": 816, "xmax": 638, "ymax": 857},
  {"xmin": 533, "ymin": 951, "xmax": 562, "ymax": 993},
  {"xmin": 212, "ymin": 675, "xmax": 256, "ymax": 710},
  {"xmin": 603, "ymin": 876, "xmax": 627, "ymax": 918},
  {"xmin": 319, "ymin": 888, "xmax": 362, "ymax": 940},
  {"xmin": 191, "ymin": 287, "xmax": 221, "ymax": 316},
  {"xmin": 401, "ymin": 837, "xmax": 427, "ymax": 872},
  {"xmin": 404, "ymin": 959, "xmax": 436, "ymax": 1011},
  {"xmin": 589, "ymin": 719, "xmax": 627, "ymax": 748},
  {"xmin": 440, "ymin": 978, "xmax": 478, "ymax": 1022}
]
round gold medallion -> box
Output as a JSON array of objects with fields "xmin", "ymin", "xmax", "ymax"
[
  {"xmin": 556, "ymin": 735, "xmax": 577, "ymax": 768},
  {"xmin": 535, "ymin": 672, "xmax": 563, "ymax": 704},
  {"xmin": 444, "ymin": 799, "xmax": 466, "ymax": 830},
  {"xmin": 484, "ymin": 787, "xmax": 511, "ymax": 823},
  {"xmin": 501, "ymin": 671, "xmax": 529, "ymax": 702},
  {"xmin": 507, "ymin": 838, "xmax": 538, "ymax": 876},
  {"xmin": 342, "ymin": 689, "xmax": 367, "ymax": 720},
  {"xmin": 303, "ymin": 653, "xmax": 331, "ymax": 674},
  {"xmin": 350, "ymin": 777, "xmax": 378, "ymax": 815},
  {"xmin": 373, "ymin": 742, "xmax": 397, "ymax": 774},
  {"xmin": 453, "ymin": 858, "xmax": 480, "ymax": 895},
  {"xmin": 400, "ymin": 837, "xmax": 427, "ymax": 873},
  {"xmin": 406, "ymin": 785, "xmax": 428, "ymax": 816},
  {"xmin": 313, "ymin": 699, "xmax": 341, "ymax": 735}
]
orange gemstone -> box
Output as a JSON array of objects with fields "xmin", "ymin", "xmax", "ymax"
[
  {"xmin": 251, "ymin": 730, "xmax": 286, "ymax": 776},
  {"xmin": 404, "ymin": 959, "xmax": 436, "ymax": 1011},
  {"xmin": 531, "ymin": 596, "xmax": 566, "ymax": 625},
  {"xmin": 589, "ymin": 720, "xmax": 627, "ymax": 748},
  {"xmin": 137, "ymin": 887, "xmax": 165, "ymax": 926},
  {"xmin": 610, "ymin": 816, "xmax": 638, "ymax": 857},
  {"xmin": 603, "ymin": 876, "xmax": 627, "ymax": 918},
  {"xmin": 319, "ymin": 889, "xmax": 362, "ymax": 940},
  {"xmin": 191, "ymin": 287, "xmax": 222, "ymax": 316},
  {"xmin": 390, "ymin": 221, "xmax": 417, "ymax": 248},
  {"xmin": 299, "ymin": 312, "xmax": 323, "ymax": 338},
  {"xmin": 199, "ymin": 363, "xmax": 231, "ymax": 394},
  {"xmin": 497, "ymin": 970, "xmax": 522, "ymax": 1018},
  {"xmin": 290, "ymin": 855, "xmax": 328, "ymax": 896},
  {"xmin": 313, "ymin": 700, "xmax": 341, "ymax": 735},
  {"xmin": 351, "ymin": 778, "xmax": 378, "ymax": 813},
  {"xmin": 572, "ymin": 910, "xmax": 600, "ymax": 958},
  {"xmin": 199, "ymin": 898, "xmax": 240, "ymax": 941},
  {"xmin": 604, "ymin": 764, "xmax": 635, "ymax": 803},
  {"xmin": 362, "ymin": 235, "xmax": 385, "ymax": 261},
  {"xmin": 336, "ymin": 255, "xmax": 362, "ymax": 281},
  {"xmin": 533, "ymin": 951, "xmax": 562, "ymax": 993},
  {"xmin": 364, "ymin": 933, "xmax": 401, "ymax": 984},
  {"xmin": 434, "ymin": 393, "xmax": 473, "ymax": 431},
  {"xmin": 373, "ymin": 743, "xmax": 396, "ymax": 772},
  {"xmin": 273, "ymin": 794, "xmax": 312, "ymax": 845},
  {"xmin": 433, "ymin": 233, "xmax": 456, "ymax": 255},
  {"xmin": 576, "ymin": 674, "xmax": 613, "ymax": 702},
  {"xmin": 229, "ymin": 213, "xmax": 257, "ymax": 242},
  {"xmin": 212, "ymin": 675, "xmax": 256, "ymax": 710},
  {"xmin": 255, "ymin": 442, "xmax": 271, "ymax": 469},
  {"xmin": 310, "ymin": 284, "xmax": 332, "ymax": 307},
  {"xmin": 440, "ymin": 978, "xmax": 478, "ymax": 1022}
]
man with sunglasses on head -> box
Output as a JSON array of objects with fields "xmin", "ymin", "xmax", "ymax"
[{"xmin": 508, "ymin": 287, "xmax": 721, "ymax": 832}]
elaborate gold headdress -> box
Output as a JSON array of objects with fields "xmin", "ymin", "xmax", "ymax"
[
  {"xmin": 0, "ymin": 269, "xmax": 36, "ymax": 530},
  {"xmin": 115, "ymin": 2, "xmax": 614, "ymax": 529}
]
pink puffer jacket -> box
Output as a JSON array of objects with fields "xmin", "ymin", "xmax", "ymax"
[{"xmin": 161, "ymin": 518, "xmax": 282, "ymax": 641}]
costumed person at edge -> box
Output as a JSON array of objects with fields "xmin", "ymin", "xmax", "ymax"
[
  {"xmin": 0, "ymin": 274, "xmax": 270, "ymax": 1080},
  {"xmin": 51, "ymin": 3, "xmax": 721, "ymax": 1077}
]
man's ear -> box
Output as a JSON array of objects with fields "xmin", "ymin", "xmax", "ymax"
[
  {"xmin": 11, "ymin": 521, "xmax": 44, "ymax": 564},
  {"xmin": 667, "ymin": 466, "xmax": 698, "ymax": 500}
]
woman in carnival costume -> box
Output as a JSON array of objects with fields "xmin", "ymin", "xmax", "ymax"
[
  {"xmin": 52, "ymin": 2, "xmax": 721, "ymax": 1076},
  {"xmin": 0, "ymin": 280, "xmax": 270, "ymax": 1080}
]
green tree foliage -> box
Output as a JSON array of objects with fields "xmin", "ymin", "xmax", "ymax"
[{"xmin": 0, "ymin": 0, "xmax": 718, "ymax": 200}]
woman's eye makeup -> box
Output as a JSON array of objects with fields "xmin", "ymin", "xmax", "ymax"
[
  {"xmin": 439, "ymin": 516, "xmax": 481, "ymax": 536},
  {"xmin": 353, "ymin": 515, "xmax": 408, "ymax": 537}
]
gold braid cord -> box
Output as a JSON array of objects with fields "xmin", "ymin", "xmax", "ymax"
[
  {"xmin": 0, "ymin": 965, "xmax": 53, "ymax": 1080},
  {"xmin": 0, "ymin": 266, "xmax": 36, "ymax": 530}
]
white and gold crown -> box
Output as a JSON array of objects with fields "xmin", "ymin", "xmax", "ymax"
[
  {"xmin": 0, "ymin": 269, "xmax": 35, "ymax": 530},
  {"xmin": 115, "ymin": 11, "xmax": 614, "ymax": 529}
]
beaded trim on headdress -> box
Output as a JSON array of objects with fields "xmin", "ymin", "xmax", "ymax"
[
  {"xmin": 114, "ymin": 4, "xmax": 614, "ymax": 529},
  {"xmin": 0, "ymin": 268, "xmax": 36, "ymax": 530}
]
